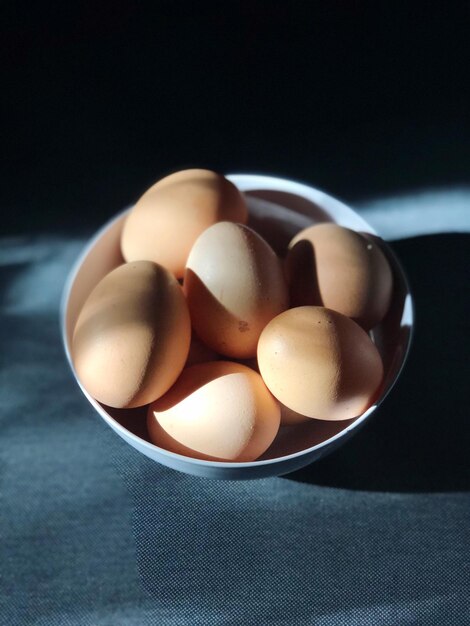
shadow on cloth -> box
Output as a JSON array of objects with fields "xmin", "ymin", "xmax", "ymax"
[{"xmin": 286, "ymin": 233, "xmax": 470, "ymax": 493}]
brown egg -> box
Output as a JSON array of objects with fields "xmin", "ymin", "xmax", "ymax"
[
  {"xmin": 121, "ymin": 169, "xmax": 248, "ymax": 278},
  {"xmin": 147, "ymin": 361, "xmax": 280, "ymax": 462},
  {"xmin": 72, "ymin": 261, "xmax": 191, "ymax": 408},
  {"xmin": 257, "ymin": 306, "xmax": 383, "ymax": 420},
  {"xmin": 286, "ymin": 223, "xmax": 393, "ymax": 329},
  {"xmin": 184, "ymin": 222, "xmax": 289, "ymax": 359}
]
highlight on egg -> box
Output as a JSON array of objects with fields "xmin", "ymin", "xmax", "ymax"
[
  {"xmin": 121, "ymin": 168, "xmax": 248, "ymax": 278},
  {"xmin": 257, "ymin": 306, "xmax": 384, "ymax": 421},
  {"xmin": 285, "ymin": 223, "xmax": 393, "ymax": 330},
  {"xmin": 184, "ymin": 221, "xmax": 289, "ymax": 359},
  {"xmin": 147, "ymin": 361, "xmax": 281, "ymax": 462},
  {"xmin": 72, "ymin": 260, "xmax": 191, "ymax": 409}
]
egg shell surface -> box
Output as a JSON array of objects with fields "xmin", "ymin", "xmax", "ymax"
[
  {"xmin": 147, "ymin": 361, "xmax": 280, "ymax": 462},
  {"xmin": 286, "ymin": 223, "xmax": 393, "ymax": 329},
  {"xmin": 257, "ymin": 306, "xmax": 384, "ymax": 420},
  {"xmin": 184, "ymin": 222, "xmax": 289, "ymax": 358},
  {"xmin": 72, "ymin": 261, "xmax": 191, "ymax": 408}
]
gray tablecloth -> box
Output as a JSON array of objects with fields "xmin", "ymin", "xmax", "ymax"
[{"xmin": 1, "ymin": 190, "xmax": 469, "ymax": 625}]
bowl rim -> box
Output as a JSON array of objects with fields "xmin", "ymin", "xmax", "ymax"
[{"xmin": 60, "ymin": 172, "xmax": 414, "ymax": 469}]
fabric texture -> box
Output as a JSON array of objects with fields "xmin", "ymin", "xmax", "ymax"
[{"xmin": 1, "ymin": 191, "xmax": 469, "ymax": 625}]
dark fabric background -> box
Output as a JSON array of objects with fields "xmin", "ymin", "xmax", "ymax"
[
  {"xmin": 1, "ymin": 3, "xmax": 469, "ymax": 625},
  {"xmin": 2, "ymin": 1, "xmax": 470, "ymax": 234}
]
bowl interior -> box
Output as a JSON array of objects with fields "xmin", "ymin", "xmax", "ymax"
[{"xmin": 63, "ymin": 174, "xmax": 412, "ymax": 467}]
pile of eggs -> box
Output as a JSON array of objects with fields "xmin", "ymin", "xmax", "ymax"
[{"xmin": 72, "ymin": 169, "xmax": 393, "ymax": 463}]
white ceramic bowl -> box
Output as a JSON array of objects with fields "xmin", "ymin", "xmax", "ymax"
[{"xmin": 61, "ymin": 174, "xmax": 413, "ymax": 479}]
